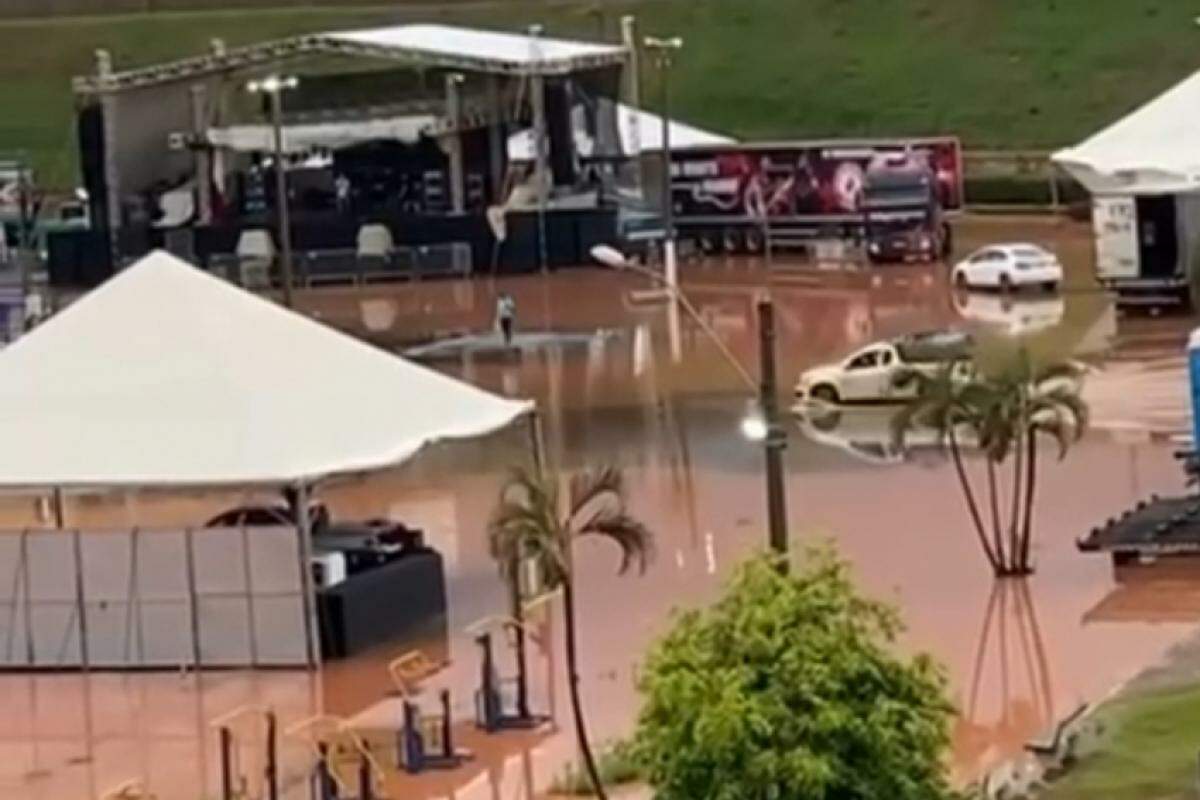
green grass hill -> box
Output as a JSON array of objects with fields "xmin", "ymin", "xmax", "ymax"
[{"xmin": 3, "ymin": 0, "xmax": 1198, "ymax": 188}]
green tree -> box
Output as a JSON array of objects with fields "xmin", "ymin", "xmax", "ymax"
[
  {"xmin": 892, "ymin": 353, "xmax": 1087, "ymax": 576},
  {"xmin": 635, "ymin": 548, "xmax": 955, "ymax": 800},
  {"xmin": 489, "ymin": 465, "xmax": 653, "ymax": 800}
]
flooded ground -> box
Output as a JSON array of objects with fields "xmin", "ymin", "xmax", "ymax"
[{"xmin": 3, "ymin": 216, "xmax": 1199, "ymax": 799}]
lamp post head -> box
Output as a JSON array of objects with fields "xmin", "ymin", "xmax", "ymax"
[
  {"xmin": 740, "ymin": 411, "xmax": 769, "ymax": 443},
  {"xmin": 246, "ymin": 75, "xmax": 299, "ymax": 94},
  {"xmin": 644, "ymin": 36, "xmax": 683, "ymax": 50},
  {"xmin": 590, "ymin": 244, "xmax": 631, "ymax": 270}
]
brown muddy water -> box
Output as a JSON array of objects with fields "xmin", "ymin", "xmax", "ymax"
[{"xmin": 2, "ymin": 217, "xmax": 1199, "ymax": 799}]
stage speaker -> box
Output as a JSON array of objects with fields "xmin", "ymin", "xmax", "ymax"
[
  {"xmin": 78, "ymin": 106, "xmax": 108, "ymax": 227},
  {"xmin": 545, "ymin": 81, "xmax": 576, "ymax": 186}
]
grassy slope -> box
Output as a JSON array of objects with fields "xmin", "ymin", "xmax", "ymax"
[
  {"xmin": 4, "ymin": 0, "xmax": 1200, "ymax": 186},
  {"xmin": 1041, "ymin": 682, "xmax": 1200, "ymax": 800}
]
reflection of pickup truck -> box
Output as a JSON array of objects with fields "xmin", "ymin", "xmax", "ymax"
[
  {"xmin": 792, "ymin": 405, "xmax": 943, "ymax": 465},
  {"xmin": 794, "ymin": 330, "xmax": 973, "ymax": 405}
]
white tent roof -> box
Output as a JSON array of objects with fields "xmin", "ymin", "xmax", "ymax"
[
  {"xmin": 0, "ymin": 252, "xmax": 530, "ymax": 488},
  {"xmin": 507, "ymin": 103, "xmax": 733, "ymax": 161},
  {"xmin": 327, "ymin": 24, "xmax": 626, "ymax": 74},
  {"xmin": 1053, "ymin": 71, "xmax": 1200, "ymax": 195}
]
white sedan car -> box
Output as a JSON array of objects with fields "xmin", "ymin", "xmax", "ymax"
[{"xmin": 951, "ymin": 243, "xmax": 1063, "ymax": 292}]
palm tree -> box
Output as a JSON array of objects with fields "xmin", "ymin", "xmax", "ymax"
[
  {"xmin": 893, "ymin": 363, "xmax": 1002, "ymax": 573},
  {"xmin": 893, "ymin": 354, "xmax": 1087, "ymax": 576},
  {"xmin": 489, "ymin": 465, "xmax": 653, "ymax": 800}
]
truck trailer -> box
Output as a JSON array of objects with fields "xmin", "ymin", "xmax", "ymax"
[
  {"xmin": 1091, "ymin": 193, "xmax": 1200, "ymax": 306},
  {"xmin": 665, "ymin": 138, "xmax": 963, "ymax": 261}
]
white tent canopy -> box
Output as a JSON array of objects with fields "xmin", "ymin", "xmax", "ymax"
[
  {"xmin": 0, "ymin": 252, "xmax": 530, "ymax": 488},
  {"xmin": 507, "ymin": 103, "xmax": 733, "ymax": 161},
  {"xmin": 1053, "ymin": 71, "xmax": 1200, "ymax": 195}
]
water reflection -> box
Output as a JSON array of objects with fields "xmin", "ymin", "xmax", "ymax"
[
  {"xmin": 952, "ymin": 291, "xmax": 1065, "ymax": 337},
  {"xmin": 955, "ymin": 580, "xmax": 1054, "ymax": 781},
  {"xmin": 2, "ymin": 220, "xmax": 1199, "ymax": 798}
]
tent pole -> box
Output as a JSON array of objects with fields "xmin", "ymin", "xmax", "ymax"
[
  {"xmin": 527, "ymin": 409, "xmax": 547, "ymax": 476},
  {"xmin": 294, "ymin": 482, "xmax": 318, "ymax": 669},
  {"xmin": 51, "ymin": 488, "xmax": 65, "ymax": 530},
  {"xmin": 72, "ymin": 528, "xmax": 91, "ymax": 671}
]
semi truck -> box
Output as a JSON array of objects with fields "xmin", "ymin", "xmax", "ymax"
[{"xmin": 666, "ymin": 138, "xmax": 962, "ymax": 261}]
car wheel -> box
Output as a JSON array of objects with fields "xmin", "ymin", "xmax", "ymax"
[
  {"xmin": 744, "ymin": 228, "xmax": 764, "ymax": 254},
  {"xmin": 811, "ymin": 384, "xmax": 840, "ymax": 405},
  {"xmin": 1043, "ymin": 281, "xmax": 1059, "ymax": 293},
  {"xmin": 999, "ymin": 273, "xmax": 1013, "ymax": 293},
  {"xmin": 954, "ymin": 271, "xmax": 968, "ymax": 289},
  {"xmin": 809, "ymin": 407, "xmax": 843, "ymax": 433}
]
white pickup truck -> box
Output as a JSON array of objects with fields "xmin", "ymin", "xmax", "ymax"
[{"xmin": 794, "ymin": 331, "xmax": 974, "ymax": 405}]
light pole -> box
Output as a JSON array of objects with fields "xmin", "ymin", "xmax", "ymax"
[
  {"xmin": 644, "ymin": 36, "xmax": 682, "ymax": 293},
  {"xmin": 591, "ymin": 245, "xmax": 789, "ymax": 555},
  {"xmin": 247, "ymin": 75, "xmax": 298, "ymax": 308}
]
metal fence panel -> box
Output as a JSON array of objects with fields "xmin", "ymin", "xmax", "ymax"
[
  {"xmin": 0, "ymin": 526, "xmax": 308, "ymax": 669},
  {"xmin": 246, "ymin": 527, "xmax": 302, "ymax": 594},
  {"xmin": 26, "ymin": 531, "xmax": 74, "ymax": 602},
  {"xmin": 192, "ymin": 527, "xmax": 246, "ymax": 595},
  {"xmin": 197, "ymin": 596, "xmax": 252, "ymax": 665},
  {"xmin": 251, "ymin": 596, "xmax": 307, "ymax": 665},
  {"xmin": 135, "ymin": 530, "xmax": 189, "ymax": 601},
  {"xmin": 138, "ymin": 600, "xmax": 192, "ymax": 665},
  {"xmin": 79, "ymin": 530, "xmax": 133, "ymax": 601}
]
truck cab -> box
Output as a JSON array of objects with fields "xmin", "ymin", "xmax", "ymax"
[{"xmin": 861, "ymin": 161, "xmax": 948, "ymax": 263}]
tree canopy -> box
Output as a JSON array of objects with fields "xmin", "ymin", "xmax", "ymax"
[{"xmin": 634, "ymin": 548, "xmax": 955, "ymax": 800}]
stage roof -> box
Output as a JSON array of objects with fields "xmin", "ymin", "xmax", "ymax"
[
  {"xmin": 0, "ymin": 252, "xmax": 530, "ymax": 489},
  {"xmin": 329, "ymin": 24, "xmax": 624, "ymax": 73},
  {"xmin": 74, "ymin": 23, "xmax": 629, "ymax": 95},
  {"xmin": 1053, "ymin": 70, "xmax": 1200, "ymax": 195}
]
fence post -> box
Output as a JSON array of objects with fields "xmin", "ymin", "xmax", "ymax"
[
  {"xmin": 265, "ymin": 710, "xmax": 278, "ymax": 800},
  {"xmin": 219, "ymin": 726, "xmax": 234, "ymax": 800},
  {"xmin": 359, "ymin": 748, "xmax": 374, "ymax": 800},
  {"xmin": 315, "ymin": 742, "xmax": 337, "ymax": 800}
]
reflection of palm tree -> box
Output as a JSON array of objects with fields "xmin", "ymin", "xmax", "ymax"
[{"xmin": 957, "ymin": 579, "xmax": 1054, "ymax": 777}]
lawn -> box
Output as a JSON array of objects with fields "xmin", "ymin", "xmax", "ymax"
[
  {"xmin": 1042, "ymin": 682, "xmax": 1200, "ymax": 800},
  {"xmin": 5, "ymin": 0, "xmax": 1200, "ymax": 187}
]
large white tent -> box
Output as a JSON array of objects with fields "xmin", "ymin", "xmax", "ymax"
[
  {"xmin": 0, "ymin": 251, "xmax": 531, "ymax": 488},
  {"xmin": 1053, "ymin": 71, "xmax": 1200, "ymax": 195}
]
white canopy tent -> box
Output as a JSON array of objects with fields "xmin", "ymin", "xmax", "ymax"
[
  {"xmin": 1053, "ymin": 71, "xmax": 1200, "ymax": 195},
  {"xmin": 507, "ymin": 103, "xmax": 733, "ymax": 161},
  {"xmin": 0, "ymin": 251, "xmax": 531, "ymax": 489}
]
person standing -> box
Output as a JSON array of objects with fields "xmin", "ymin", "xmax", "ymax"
[
  {"xmin": 496, "ymin": 292, "xmax": 516, "ymax": 346},
  {"xmin": 334, "ymin": 173, "xmax": 351, "ymax": 214}
]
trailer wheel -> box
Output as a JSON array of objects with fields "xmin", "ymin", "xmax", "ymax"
[
  {"xmin": 940, "ymin": 223, "xmax": 953, "ymax": 259},
  {"xmin": 744, "ymin": 228, "xmax": 764, "ymax": 254},
  {"xmin": 722, "ymin": 228, "xmax": 744, "ymax": 254}
]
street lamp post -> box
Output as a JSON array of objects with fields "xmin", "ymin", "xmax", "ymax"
[
  {"xmin": 644, "ymin": 36, "xmax": 682, "ymax": 293},
  {"xmin": 247, "ymin": 75, "xmax": 298, "ymax": 308},
  {"xmin": 591, "ymin": 245, "xmax": 789, "ymax": 555},
  {"xmin": 757, "ymin": 297, "xmax": 788, "ymax": 555}
]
